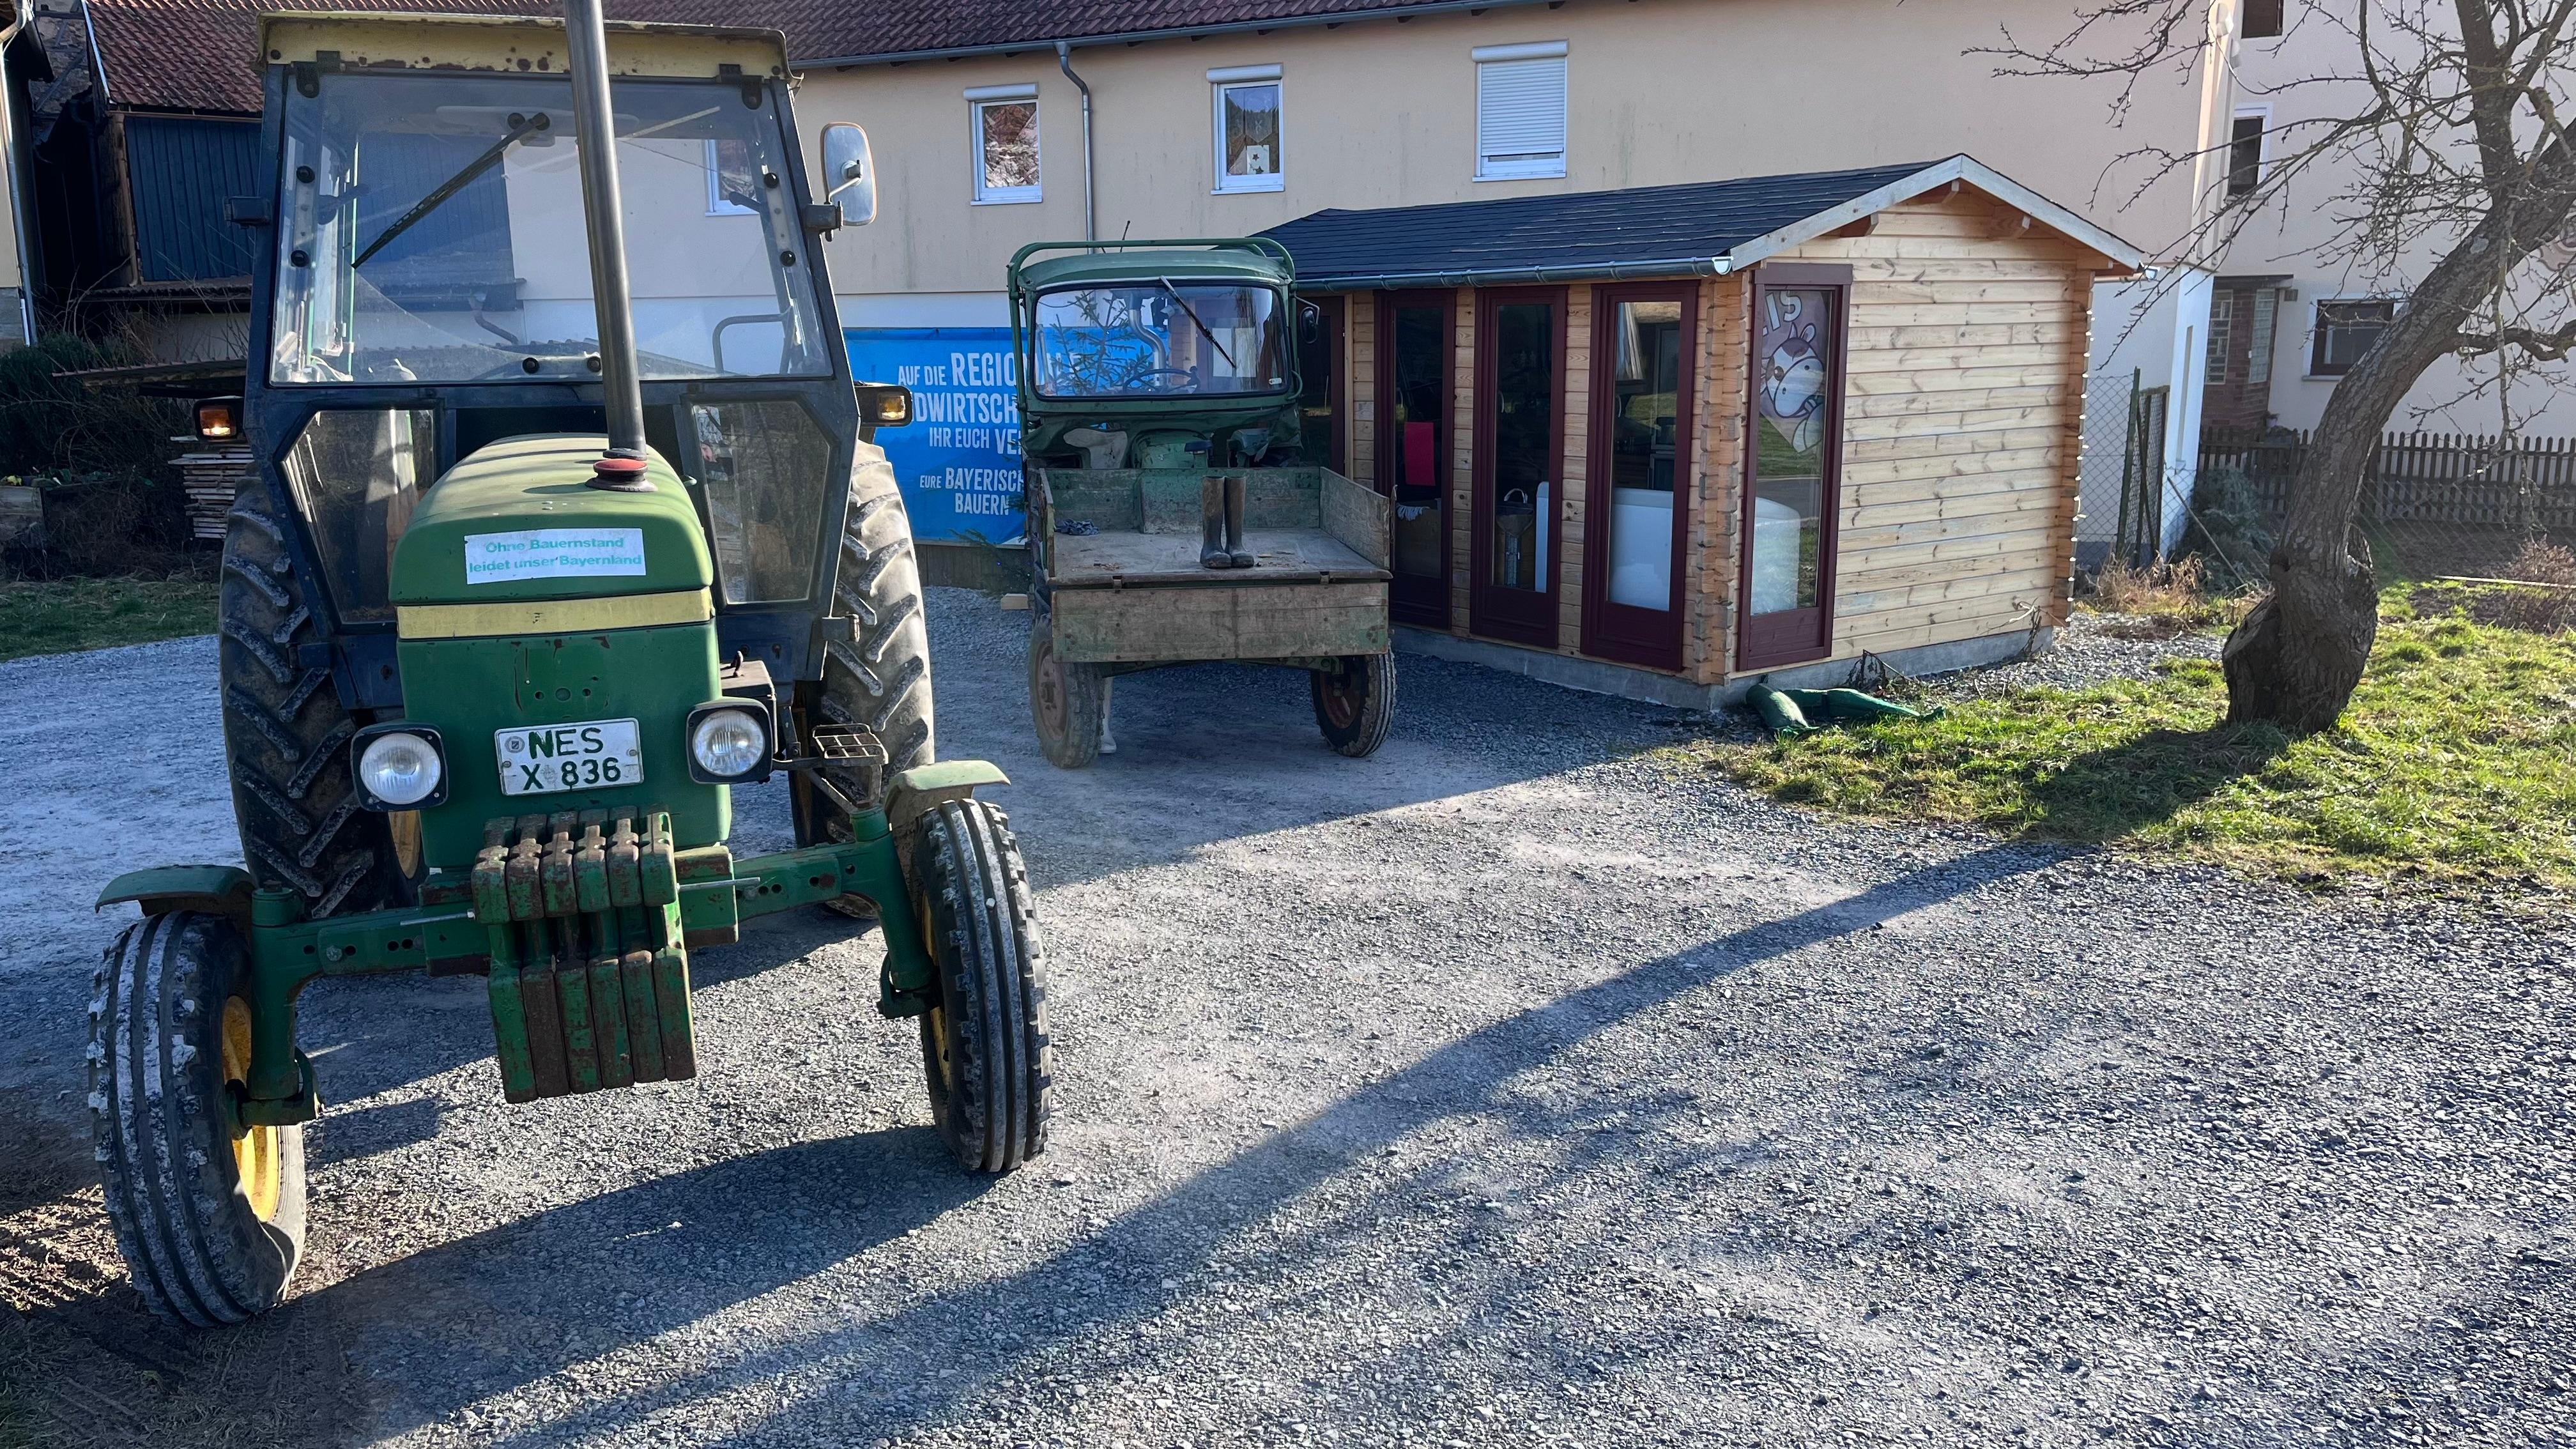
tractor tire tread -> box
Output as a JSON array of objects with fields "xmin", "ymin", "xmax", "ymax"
[
  {"xmin": 90, "ymin": 913, "xmax": 304, "ymax": 1328},
  {"xmin": 220, "ymin": 486, "xmax": 402, "ymax": 917},
  {"xmin": 816, "ymin": 444, "xmax": 933, "ymax": 778},
  {"xmin": 915, "ymin": 800, "xmax": 1052, "ymax": 1172}
]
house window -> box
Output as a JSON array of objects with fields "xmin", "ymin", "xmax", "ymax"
[
  {"xmin": 2246, "ymin": 288, "xmax": 2279, "ymax": 385},
  {"xmin": 967, "ymin": 86, "xmax": 1041, "ymax": 204},
  {"xmin": 1473, "ymin": 42, "xmax": 1567, "ymax": 181},
  {"xmin": 2226, "ymin": 110, "xmax": 2267, "ymax": 199},
  {"xmin": 1211, "ymin": 65, "xmax": 1284, "ymax": 193},
  {"xmin": 705, "ymin": 138, "xmax": 757, "ymax": 216},
  {"xmin": 2205, "ymin": 292, "xmax": 2235, "ymax": 386},
  {"xmin": 2312, "ymin": 298, "xmax": 2395, "ymax": 376},
  {"xmin": 2242, "ymin": 0, "xmax": 2284, "ymax": 38}
]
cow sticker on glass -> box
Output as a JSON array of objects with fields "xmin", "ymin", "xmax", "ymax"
[{"xmin": 1749, "ymin": 288, "xmax": 1835, "ymax": 617}]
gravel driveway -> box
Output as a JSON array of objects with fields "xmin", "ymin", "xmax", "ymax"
[{"xmin": 3, "ymin": 590, "xmax": 2570, "ymax": 1449}]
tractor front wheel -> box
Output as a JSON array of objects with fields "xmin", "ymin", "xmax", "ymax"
[
  {"xmin": 89, "ymin": 912, "xmax": 305, "ymax": 1327},
  {"xmin": 912, "ymin": 799, "xmax": 1052, "ymax": 1172},
  {"xmin": 1027, "ymin": 617, "xmax": 1104, "ymax": 770},
  {"xmin": 1310, "ymin": 652, "xmax": 1396, "ymax": 757}
]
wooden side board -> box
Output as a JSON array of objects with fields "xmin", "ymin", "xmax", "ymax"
[{"xmin": 1051, "ymin": 581, "xmax": 1391, "ymax": 664}]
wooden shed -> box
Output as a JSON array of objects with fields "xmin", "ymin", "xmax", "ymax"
[{"xmin": 1264, "ymin": 156, "xmax": 2144, "ymax": 707}]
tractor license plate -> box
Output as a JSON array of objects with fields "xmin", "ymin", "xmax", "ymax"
[{"xmin": 495, "ymin": 719, "xmax": 643, "ymax": 796}]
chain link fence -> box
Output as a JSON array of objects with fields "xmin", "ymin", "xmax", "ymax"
[{"xmin": 2074, "ymin": 369, "xmax": 2174, "ymax": 576}]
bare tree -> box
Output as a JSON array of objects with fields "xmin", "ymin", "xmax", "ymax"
[{"xmin": 1993, "ymin": 0, "xmax": 2576, "ymax": 732}]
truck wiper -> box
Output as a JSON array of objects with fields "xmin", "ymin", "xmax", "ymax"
[
  {"xmin": 354, "ymin": 111, "xmax": 550, "ymax": 269},
  {"xmin": 1156, "ymin": 277, "xmax": 1235, "ymax": 369}
]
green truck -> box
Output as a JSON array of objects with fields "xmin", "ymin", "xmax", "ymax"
[
  {"xmin": 1009, "ymin": 240, "xmax": 1397, "ymax": 767},
  {"xmin": 88, "ymin": 6, "xmax": 1049, "ymax": 1328}
]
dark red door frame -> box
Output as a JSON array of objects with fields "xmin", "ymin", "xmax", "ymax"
[
  {"xmin": 1468, "ymin": 285, "xmax": 1567, "ymax": 649},
  {"xmin": 1735, "ymin": 263, "xmax": 1852, "ymax": 673},
  {"xmin": 1305, "ymin": 294, "xmax": 1346, "ymax": 472},
  {"xmin": 1579, "ymin": 280, "xmax": 1699, "ymax": 671},
  {"xmin": 1374, "ymin": 289, "xmax": 1453, "ymax": 629}
]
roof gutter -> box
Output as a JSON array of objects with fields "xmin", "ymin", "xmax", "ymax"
[
  {"xmin": 797, "ymin": 0, "xmax": 1558, "ymax": 70},
  {"xmin": 1296, "ymin": 255, "xmax": 1731, "ymax": 291}
]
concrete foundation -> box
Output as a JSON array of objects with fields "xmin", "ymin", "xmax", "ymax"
[{"xmin": 1392, "ymin": 624, "xmax": 2055, "ymax": 713}]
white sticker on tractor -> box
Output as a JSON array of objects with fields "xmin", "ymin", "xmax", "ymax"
[{"xmin": 463, "ymin": 528, "xmax": 647, "ymax": 585}]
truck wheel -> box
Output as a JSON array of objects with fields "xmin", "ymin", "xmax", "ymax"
[
  {"xmin": 1310, "ymin": 652, "xmax": 1396, "ymax": 757},
  {"xmin": 90, "ymin": 912, "xmax": 305, "ymax": 1328},
  {"xmin": 912, "ymin": 799, "xmax": 1052, "ymax": 1172},
  {"xmin": 220, "ymin": 491, "xmax": 406, "ymax": 918},
  {"xmin": 1027, "ymin": 617, "xmax": 1104, "ymax": 770},
  {"xmin": 819, "ymin": 443, "xmax": 935, "ymax": 778}
]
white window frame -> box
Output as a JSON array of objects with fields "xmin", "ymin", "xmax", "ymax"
[
  {"xmin": 704, "ymin": 139, "xmax": 756, "ymax": 217},
  {"xmin": 2205, "ymin": 291, "xmax": 2235, "ymax": 386},
  {"xmin": 2226, "ymin": 104, "xmax": 2271, "ymax": 201},
  {"xmin": 967, "ymin": 84, "xmax": 1043, "ymax": 206},
  {"xmin": 1209, "ymin": 64, "xmax": 1285, "ymax": 195},
  {"xmin": 1473, "ymin": 41, "xmax": 1568, "ymax": 183}
]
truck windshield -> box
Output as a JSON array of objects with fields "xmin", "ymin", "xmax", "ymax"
[
  {"xmin": 1030, "ymin": 282, "xmax": 1288, "ymax": 400},
  {"xmin": 270, "ymin": 70, "xmax": 831, "ymax": 385}
]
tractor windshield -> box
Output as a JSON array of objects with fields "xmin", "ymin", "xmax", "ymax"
[
  {"xmin": 268, "ymin": 70, "xmax": 831, "ymax": 385},
  {"xmin": 1029, "ymin": 282, "xmax": 1289, "ymax": 401}
]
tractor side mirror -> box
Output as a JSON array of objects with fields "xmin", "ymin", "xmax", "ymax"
[
  {"xmin": 820, "ymin": 123, "xmax": 876, "ymax": 227},
  {"xmin": 1298, "ymin": 300, "xmax": 1322, "ymax": 345}
]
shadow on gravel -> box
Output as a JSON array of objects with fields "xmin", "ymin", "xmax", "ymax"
[
  {"xmin": 299, "ymin": 1128, "xmax": 988, "ymax": 1429},
  {"xmin": 411, "ymin": 843, "xmax": 2047, "ymax": 1446}
]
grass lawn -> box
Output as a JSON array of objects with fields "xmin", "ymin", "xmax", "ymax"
[
  {"xmin": 1689, "ymin": 587, "xmax": 2576, "ymax": 908},
  {"xmin": 0, "ymin": 573, "xmax": 219, "ymax": 663}
]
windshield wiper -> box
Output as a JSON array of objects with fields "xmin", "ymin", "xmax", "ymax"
[
  {"xmin": 354, "ymin": 111, "xmax": 550, "ymax": 270},
  {"xmin": 1156, "ymin": 277, "xmax": 1236, "ymax": 370}
]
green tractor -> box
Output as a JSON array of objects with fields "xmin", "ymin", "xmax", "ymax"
[{"xmin": 88, "ymin": 6, "xmax": 1050, "ymax": 1329}]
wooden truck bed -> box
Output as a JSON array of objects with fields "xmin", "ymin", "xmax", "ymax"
[{"xmin": 1032, "ymin": 467, "xmax": 1392, "ymax": 666}]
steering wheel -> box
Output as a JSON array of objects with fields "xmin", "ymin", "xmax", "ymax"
[{"xmin": 1119, "ymin": 365, "xmax": 1197, "ymax": 392}]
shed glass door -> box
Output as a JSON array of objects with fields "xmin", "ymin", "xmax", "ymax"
[
  {"xmin": 1738, "ymin": 268, "xmax": 1848, "ymax": 670},
  {"xmin": 1582, "ymin": 284, "xmax": 1696, "ymax": 668},
  {"xmin": 1471, "ymin": 288, "xmax": 1563, "ymax": 647},
  {"xmin": 1376, "ymin": 291, "xmax": 1453, "ymax": 627}
]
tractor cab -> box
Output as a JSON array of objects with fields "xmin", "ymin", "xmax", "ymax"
[{"xmin": 1009, "ymin": 238, "xmax": 1306, "ymax": 472}]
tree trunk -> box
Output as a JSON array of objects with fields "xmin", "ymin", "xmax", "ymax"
[{"xmin": 2222, "ymin": 141, "xmax": 2576, "ymax": 731}]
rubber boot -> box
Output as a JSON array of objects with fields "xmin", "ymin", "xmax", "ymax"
[
  {"xmin": 1223, "ymin": 473, "xmax": 1255, "ymax": 567},
  {"xmin": 1200, "ymin": 475, "xmax": 1232, "ymax": 569}
]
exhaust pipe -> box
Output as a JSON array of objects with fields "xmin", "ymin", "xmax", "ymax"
[{"xmin": 564, "ymin": 0, "xmax": 651, "ymax": 490}]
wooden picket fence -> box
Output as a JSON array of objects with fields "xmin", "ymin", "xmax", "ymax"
[{"xmin": 2198, "ymin": 426, "xmax": 2576, "ymax": 535}]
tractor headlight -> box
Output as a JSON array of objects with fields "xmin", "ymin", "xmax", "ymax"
[
  {"xmin": 351, "ymin": 726, "xmax": 447, "ymax": 809},
  {"xmin": 687, "ymin": 706, "xmax": 769, "ymax": 782}
]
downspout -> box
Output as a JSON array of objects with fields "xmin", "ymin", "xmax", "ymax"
[
  {"xmin": 1054, "ymin": 40, "xmax": 1094, "ymax": 243},
  {"xmin": 1, "ymin": 0, "xmax": 35, "ymax": 342}
]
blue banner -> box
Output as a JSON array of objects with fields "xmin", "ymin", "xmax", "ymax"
[{"xmin": 844, "ymin": 328, "xmax": 1026, "ymax": 545}]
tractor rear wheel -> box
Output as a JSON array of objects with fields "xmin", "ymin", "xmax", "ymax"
[
  {"xmin": 90, "ymin": 912, "xmax": 305, "ymax": 1327},
  {"xmin": 912, "ymin": 799, "xmax": 1052, "ymax": 1172},
  {"xmin": 1310, "ymin": 652, "xmax": 1396, "ymax": 757},
  {"xmin": 817, "ymin": 443, "xmax": 935, "ymax": 778},
  {"xmin": 799, "ymin": 444, "xmax": 937, "ymax": 914},
  {"xmin": 220, "ymin": 490, "xmax": 407, "ymax": 918},
  {"xmin": 1027, "ymin": 615, "xmax": 1104, "ymax": 769}
]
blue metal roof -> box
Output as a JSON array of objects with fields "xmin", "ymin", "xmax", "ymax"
[{"xmin": 1261, "ymin": 156, "xmax": 2137, "ymax": 288}]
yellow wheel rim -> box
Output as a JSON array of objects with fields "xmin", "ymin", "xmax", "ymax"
[
  {"xmin": 221, "ymin": 998, "xmax": 284, "ymax": 1222},
  {"xmin": 389, "ymin": 809, "xmax": 424, "ymax": 880}
]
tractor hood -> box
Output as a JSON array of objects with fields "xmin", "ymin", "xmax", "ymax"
[{"xmin": 391, "ymin": 436, "xmax": 711, "ymax": 608}]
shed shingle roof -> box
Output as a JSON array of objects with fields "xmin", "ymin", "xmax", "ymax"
[
  {"xmin": 83, "ymin": 0, "xmax": 1521, "ymax": 116},
  {"xmin": 1261, "ymin": 156, "xmax": 2144, "ymax": 285}
]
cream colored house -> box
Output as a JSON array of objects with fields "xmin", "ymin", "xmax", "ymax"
[{"xmin": 2207, "ymin": 3, "xmax": 2576, "ymax": 440}]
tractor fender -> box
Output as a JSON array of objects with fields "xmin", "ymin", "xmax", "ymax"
[
  {"xmin": 885, "ymin": 760, "xmax": 1009, "ymax": 838},
  {"xmin": 96, "ymin": 864, "xmax": 257, "ymax": 922}
]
